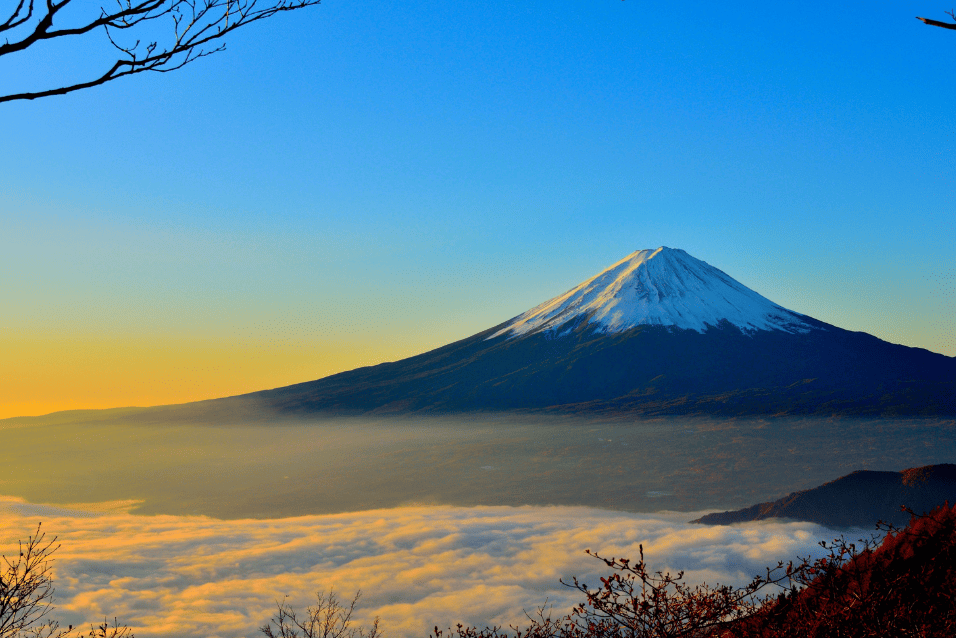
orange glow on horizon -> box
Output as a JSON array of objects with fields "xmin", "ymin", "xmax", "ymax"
[{"xmin": 0, "ymin": 333, "xmax": 426, "ymax": 420}]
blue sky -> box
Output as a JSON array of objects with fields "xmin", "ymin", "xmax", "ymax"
[{"xmin": 1, "ymin": 0, "xmax": 954, "ymax": 415}]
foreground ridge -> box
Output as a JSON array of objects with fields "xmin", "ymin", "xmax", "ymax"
[
  {"xmin": 439, "ymin": 504, "xmax": 956, "ymax": 638},
  {"xmin": 692, "ymin": 463, "xmax": 956, "ymax": 528}
]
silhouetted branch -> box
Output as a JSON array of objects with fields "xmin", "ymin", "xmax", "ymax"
[
  {"xmin": 0, "ymin": 524, "xmax": 61, "ymax": 638},
  {"xmin": 260, "ymin": 589, "xmax": 381, "ymax": 638},
  {"xmin": 1, "ymin": 524, "xmax": 134, "ymax": 638},
  {"xmin": 0, "ymin": 0, "xmax": 321, "ymax": 103},
  {"xmin": 917, "ymin": 10, "xmax": 956, "ymax": 30}
]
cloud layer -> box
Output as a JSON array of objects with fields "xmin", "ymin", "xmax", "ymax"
[{"xmin": 0, "ymin": 497, "xmax": 855, "ymax": 638}]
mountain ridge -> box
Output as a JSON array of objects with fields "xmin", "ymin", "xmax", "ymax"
[
  {"xmin": 7, "ymin": 247, "xmax": 955, "ymax": 421},
  {"xmin": 251, "ymin": 313, "xmax": 955, "ymax": 417},
  {"xmin": 237, "ymin": 247, "xmax": 956, "ymax": 417},
  {"xmin": 691, "ymin": 464, "xmax": 956, "ymax": 528}
]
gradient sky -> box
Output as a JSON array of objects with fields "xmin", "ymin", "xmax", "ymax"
[{"xmin": 2, "ymin": 1, "xmax": 955, "ymax": 418}]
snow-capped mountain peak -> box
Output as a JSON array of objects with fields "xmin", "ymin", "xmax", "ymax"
[{"xmin": 490, "ymin": 247, "xmax": 811, "ymax": 339}]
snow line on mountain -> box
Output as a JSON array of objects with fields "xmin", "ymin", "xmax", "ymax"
[{"xmin": 491, "ymin": 247, "xmax": 812, "ymax": 339}]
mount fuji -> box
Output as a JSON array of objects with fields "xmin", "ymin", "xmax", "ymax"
[
  {"xmin": 490, "ymin": 247, "xmax": 811, "ymax": 338},
  {"xmin": 249, "ymin": 247, "xmax": 956, "ymax": 417}
]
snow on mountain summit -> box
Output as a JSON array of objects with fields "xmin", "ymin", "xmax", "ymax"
[{"xmin": 491, "ymin": 247, "xmax": 812, "ymax": 339}]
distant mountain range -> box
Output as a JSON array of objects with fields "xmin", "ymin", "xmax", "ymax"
[
  {"xmin": 246, "ymin": 247, "xmax": 956, "ymax": 417},
  {"xmin": 692, "ymin": 464, "xmax": 956, "ymax": 528}
]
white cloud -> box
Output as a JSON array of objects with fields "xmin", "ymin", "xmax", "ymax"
[{"xmin": 0, "ymin": 497, "xmax": 856, "ymax": 638}]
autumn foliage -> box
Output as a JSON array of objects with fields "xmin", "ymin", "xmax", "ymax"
[
  {"xmin": 732, "ymin": 503, "xmax": 956, "ymax": 638},
  {"xmin": 439, "ymin": 504, "xmax": 956, "ymax": 638}
]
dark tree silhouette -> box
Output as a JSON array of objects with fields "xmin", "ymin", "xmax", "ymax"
[
  {"xmin": 0, "ymin": 524, "xmax": 63, "ymax": 638},
  {"xmin": 0, "ymin": 0, "xmax": 322, "ymax": 103},
  {"xmin": 433, "ymin": 546, "xmax": 805, "ymax": 638},
  {"xmin": 260, "ymin": 589, "xmax": 380, "ymax": 638},
  {"xmin": 917, "ymin": 10, "xmax": 956, "ymax": 30},
  {"xmin": 0, "ymin": 524, "xmax": 132, "ymax": 638}
]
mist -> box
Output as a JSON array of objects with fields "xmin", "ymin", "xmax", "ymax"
[
  {"xmin": 1, "ymin": 413, "xmax": 954, "ymax": 519},
  {"xmin": 2, "ymin": 413, "xmax": 951, "ymax": 636}
]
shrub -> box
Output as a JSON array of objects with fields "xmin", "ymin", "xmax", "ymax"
[
  {"xmin": 439, "ymin": 505, "xmax": 956, "ymax": 638},
  {"xmin": 260, "ymin": 590, "xmax": 381, "ymax": 638},
  {"xmin": 732, "ymin": 503, "xmax": 956, "ymax": 638},
  {"xmin": 0, "ymin": 524, "xmax": 131, "ymax": 638}
]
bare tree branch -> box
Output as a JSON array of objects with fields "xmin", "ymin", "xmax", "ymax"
[
  {"xmin": 0, "ymin": 523, "xmax": 66, "ymax": 638},
  {"xmin": 917, "ymin": 10, "xmax": 956, "ymax": 30},
  {"xmin": 0, "ymin": 524, "xmax": 134, "ymax": 638},
  {"xmin": 0, "ymin": 0, "xmax": 35, "ymax": 33},
  {"xmin": 0, "ymin": 0, "xmax": 321, "ymax": 103},
  {"xmin": 260, "ymin": 590, "xmax": 381, "ymax": 638}
]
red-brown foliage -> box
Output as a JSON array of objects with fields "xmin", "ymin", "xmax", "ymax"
[
  {"xmin": 730, "ymin": 504, "xmax": 956, "ymax": 638},
  {"xmin": 438, "ymin": 505, "xmax": 956, "ymax": 638}
]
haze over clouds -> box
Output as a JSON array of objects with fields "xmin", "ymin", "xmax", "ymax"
[{"xmin": 0, "ymin": 497, "xmax": 853, "ymax": 638}]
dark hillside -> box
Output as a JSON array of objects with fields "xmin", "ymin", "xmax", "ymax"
[
  {"xmin": 249, "ymin": 318, "xmax": 956, "ymax": 417},
  {"xmin": 729, "ymin": 504, "xmax": 956, "ymax": 638},
  {"xmin": 693, "ymin": 463, "xmax": 956, "ymax": 528}
]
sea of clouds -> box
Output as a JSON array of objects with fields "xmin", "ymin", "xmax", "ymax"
[{"xmin": 0, "ymin": 497, "xmax": 860, "ymax": 638}]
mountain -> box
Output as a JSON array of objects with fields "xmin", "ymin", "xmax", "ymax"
[
  {"xmin": 691, "ymin": 464, "xmax": 956, "ymax": 528},
  {"xmin": 246, "ymin": 246, "xmax": 956, "ymax": 417},
  {"xmin": 490, "ymin": 247, "xmax": 811, "ymax": 338}
]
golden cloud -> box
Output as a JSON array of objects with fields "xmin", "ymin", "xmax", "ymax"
[{"xmin": 0, "ymin": 497, "xmax": 852, "ymax": 638}]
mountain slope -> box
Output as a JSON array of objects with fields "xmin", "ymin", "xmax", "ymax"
[
  {"xmin": 248, "ymin": 248, "xmax": 956, "ymax": 417},
  {"xmin": 692, "ymin": 464, "xmax": 956, "ymax": 528}
]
